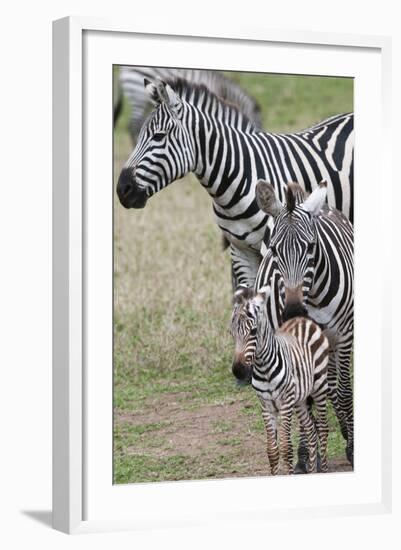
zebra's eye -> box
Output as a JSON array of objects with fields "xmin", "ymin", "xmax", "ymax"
[
  {"xmin": 152, "ymin": 132, "xmax": 166, "ymax": 142},
  {"xmin": 307, "ymin": 242, "xmax": 315, "ymax": 254},
  {"xmin": 270, "ymin": 245, "xmax": 277, "ymax": 256}
]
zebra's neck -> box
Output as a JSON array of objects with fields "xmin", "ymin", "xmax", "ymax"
[
  {"xmin": 255, "ymin": 311, "xmax": 281, "ymax": 374},
  {"xmin": 190, "ymin": 107, "xmax": 256, "ymax": 205},
  {"xmin": 307, "ymin": 217, "xmax": 350, "ymax": 319}
]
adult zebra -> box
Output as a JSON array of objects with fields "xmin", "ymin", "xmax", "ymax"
[
  {"xmin": 117, "ymin": 66, "xmax": 263, "ymax": 140},
  {"xmin": 254, "ymin": 180, "xmax": 354, "ymax": 468},
  {"xmin": 117, "ymin": 78, "xmax": 354, "ymax": 288}
]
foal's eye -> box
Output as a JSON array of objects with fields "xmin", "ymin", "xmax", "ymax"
[{"xmin": 152, "ymin": 132, "xmax": 166, "ymax": 142}]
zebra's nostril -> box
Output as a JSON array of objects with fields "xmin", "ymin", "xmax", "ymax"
[
  {"xmin": 122, "ymin": 183, "xmax": 133, "ymax": 197},
  {"xmin": 117, "ymin": 168, "xmax": 134, "ymax": 194}
]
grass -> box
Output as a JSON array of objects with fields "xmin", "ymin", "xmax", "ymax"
[{"xmin": 113, "ymin": 69, "xmax": 353, "ymax": 483}]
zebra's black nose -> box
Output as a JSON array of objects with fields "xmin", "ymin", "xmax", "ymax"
[
  {"xmin": 232, "ymin": 361, "xmax": 252, "ymax": 384},
  {"xmin": 116, "ymin": 168, "xmax": 148, "ymax": 209},
  {"xmin": 282, "ymin": 301, "xmax": 308, "ymax": 322}
]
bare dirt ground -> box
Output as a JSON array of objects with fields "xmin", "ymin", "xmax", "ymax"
[{"xmin": 115, "ymin": 392, "xmax": 352, "ymax": 481}]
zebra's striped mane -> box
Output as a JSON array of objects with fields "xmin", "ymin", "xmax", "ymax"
[
  {"xmin": 285, "ymin": 182, "xmax": 307, "ymax": 213},
  {"xmin": 165, "ymin": 77, "xmax": 257, "ymax": 132}
]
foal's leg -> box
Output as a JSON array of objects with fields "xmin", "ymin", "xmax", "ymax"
[
  {"xmin": 295, "ymin": 396, "xmax": 315, "ymax": 473},
  {"xmin": 295, "ymin": 402, "xmax": 318, "ymax": 473},
  {"xmin": 278, "ymin": 402, "xmax": 294, "ymax": 475},
  {"xmin": 259, "ymin": 399, "xmax": 279, "ymax": 475}
]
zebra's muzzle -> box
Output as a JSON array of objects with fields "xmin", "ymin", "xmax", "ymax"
[
  {"xmin": 282, "ymin": 285, "xmax": 307, "ymax": 322},
  {"xmin": 117, "ymin": 168, "xmax": 148, "ymax": 209},
  {"xmin": 232, "ymin": 361, "xmax": 252, "ymax": 384}
]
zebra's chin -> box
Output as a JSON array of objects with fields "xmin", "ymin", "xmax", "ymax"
[
  {"xmin": 126, "ymin": 195, "xmax": 148, "ymax": 209},
  {"xmin": 117, "ymin": 187, "xmax": 148, "ymax": 209}
]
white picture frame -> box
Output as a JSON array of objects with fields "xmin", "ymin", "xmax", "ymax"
[{"xmin": 52, "ymin": 16, "xmax": 392, "ymax": 534}]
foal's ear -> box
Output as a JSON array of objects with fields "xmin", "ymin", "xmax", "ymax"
[
  {"xmin": 302, "ymin": 180, "xmax": 328, "ymax": 216},
  {"xmin": 233, "ymin": 286, "xmax": 254, "ymax": 305},
  {"xmin": 144, "ymin": 78, "xmax": 181, "ymax": 113},
  {"xmin": 255, "ymin": 180, "xmax": 283, "ymax": 217}
]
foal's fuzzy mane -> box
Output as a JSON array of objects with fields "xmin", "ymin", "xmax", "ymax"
[{"xmin": 165, "ymin": 77, "xmax": 257, "ymax": 132}]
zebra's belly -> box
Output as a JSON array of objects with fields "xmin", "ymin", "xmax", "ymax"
[
  {"xmin": 222, "ymin": 228, "xmax": 264, "ymax": 253},
  {"xmin": 252, "ymin": 375, "xmax": 297, "ymax": 411}
]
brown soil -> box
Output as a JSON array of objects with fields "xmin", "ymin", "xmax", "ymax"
[{"xmin": 115, "ymin": 393, "xmax": 352, "ymax": 478}]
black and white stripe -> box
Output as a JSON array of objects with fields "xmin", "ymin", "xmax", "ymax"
[
  {"xmin": 116, "ymin": 79, "xmax": 354, "ymax": 288},
  {"xmin": 255, "ymin": 180, "xmax": 354, "ymax": 467},
  {"xmin": 231, "ymin": 286, "xmax": 329, "ymax": 475},
  {"xmin": 117, "ymin": 66, "xmax": 262, "ymax": 139}
]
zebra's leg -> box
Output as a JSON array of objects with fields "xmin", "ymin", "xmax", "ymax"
[
  {"xmin": 278, "ymin": 402, "xmax": 294, "ymax": 475},
  {"xmin": 295, "ymin": 398, "xmax": 310, "ymax": 474},
  {"xmin": 231, "ymin": 260, "xmax": 238, "ymax": 292},
  {"xmin": 337, "ymin": 337, "xmax": 354, "ymax": 466},
  {"xmin": 313, "ymin": 395, "xmax": 329, "ymax": 473},
  {"xmin": 259, "ymin": 399, "xmax": 279, "ymax": 475},
  {"xmin": 295, "ymin": 401, "xmax": 318, "ymax": 473},
  {"xmin": 327, "ymin": 352, "xmax": 348, "ymax": 441},
  {"xmin": 230, "ymin": 243, "xmax": 262, "ymax": 289},
  {"xmin": 219, "ymin": 235, "xmax": 238, "ymax": 291},
  {"xmin": 295, "ymin": 396, "xmax": 320, "ymax": 473}
]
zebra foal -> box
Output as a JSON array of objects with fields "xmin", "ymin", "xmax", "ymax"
[{"xmin": 231, "ymin": 286, "xmax": 330, "ymax": 475}]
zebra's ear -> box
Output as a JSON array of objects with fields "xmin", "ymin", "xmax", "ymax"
[
  {"xmin": 144, "ymin": 78, "xmax": 161, "ymax": 106},
  {"xmin": 255, "ymin": 285, "xmax": 271, "ymax": 305},
  {"xmin": 163, "ymin": 82, "xmax": 181, "ymax": 111},
  {"xmin": 302, "ymin": 180, "xmax": 328, "ymax": 216},
  {"xmin": 144, "ymin": 78, "xmax": 181, "ymax": 113},
  {"xmin": 255, "ymin": 180, "xmax": 282, "ymax": 218}
]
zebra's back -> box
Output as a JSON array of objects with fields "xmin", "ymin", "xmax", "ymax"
[{"xmin": 276, "ymin": 317, "xmax": 329, "ymax": 402}]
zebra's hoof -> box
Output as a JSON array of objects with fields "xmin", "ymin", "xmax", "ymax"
[
  {"xmin": 346, "ymin": 445, "xmax": 354, "ymax": 467},
  {"xmin": 294, "ymin": 461, "xmax": 308, "ymax": 474}
]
